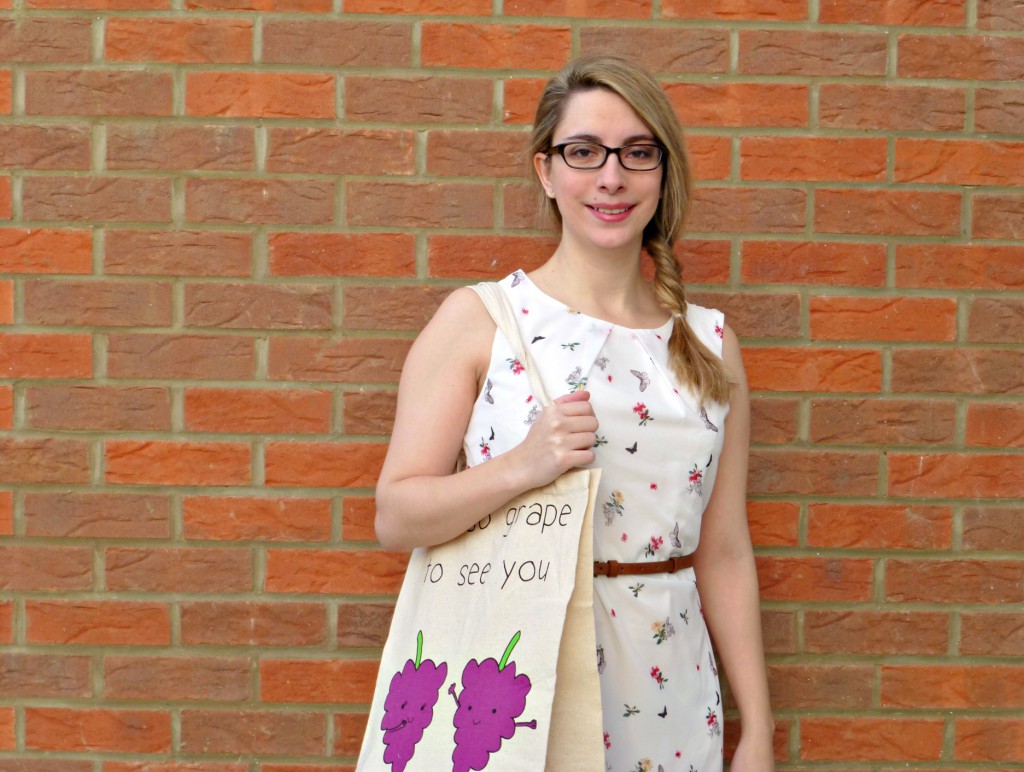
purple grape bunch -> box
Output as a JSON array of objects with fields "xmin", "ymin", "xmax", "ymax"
[
  {"xmin": 449, "ymin": 630, "xmax": 537, "ymax": 772},
  {"xmin": 380, "ymin": 630, "xmax": 448, "ymax": 772}
]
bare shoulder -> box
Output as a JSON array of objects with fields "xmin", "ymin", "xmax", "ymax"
[
  {"xmin": 719, "ymin": 322, "xmax": 748, "ymax": 391},
  {"xmin": 410, "ymin": 285, "xmax": 496, "ymax": 379}
]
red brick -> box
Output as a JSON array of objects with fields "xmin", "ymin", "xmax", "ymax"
[
  {"xmin": 422, "ymin": 23, "xmax": 569, "ymax": 70},
  {"xmin": 106, "ymin": 441, "xmax": 252, "ymax": 486},
  {"xmin": 183, "ymin": 496, "xmax": 331, "ymax": 541},
  {"xmin": 886, "ymin": 559, "xmax": 1024, "ymax": 603},
  {"xmin": 973, "ymin": 193, "xmax": 1024, "ymax": 239},
  {"xmin": 0, "ymin": 124, "xmax": 90, "ymax": 169},
  {"xmin": 107, "ymin": 124, "xmax": 254, "ymax": 171},
  {"xmin": 748, "ymin": 398, "xmax": 799, "ymax": 444},
  {"xmin": 883, "ymin": 666, "xmax": 1024, "ymax": 708},
  {"xmin": 345, "ymin": 76, "xmax": 492, "ymax": 124},
  {"xmin": 896, "ymin": 244, "xmax": 1024, "ymax": 289},
  {"xmin": 25, "ymin": 708, "xmax": 170, "ymax": 752},
  {"xmin": 503, "ymin": 77, "xmax": 546, "ymax": 124},
  {"xmin": 427, "ymin": 129, "xmax": 531, "ymax": 178},
  {"xmin": 335, "ymin": 712, "xmax": 369, "ymax": 756},
  {"xmin": 0, "ymin": 70, "xmax": 9, "ymax": 112},
  {"xmin": 687, "ymin": 134, "xmax": 731, "ymax": 181},
  {"xmin": 265, "ymin": 549, "xmax": 407, "ymax": 595},
  {"xmin": 742, "ymin": 136, "xmax": 886, "ymax": 181},
  {"xmin": 268, "ymin": 337, "xmax": 410, "ymax": 384},
  {"xmin": 0, "ymin": 492, "xmax": 10, "ymax": 534},
  {"xmin": 741, "ymin": 30, "xmax": 886, "ymax": 76},
  {"xmin": 107, "ymin": 334, "xmax": 255, "ymax": 379},
  {"xmin": 24, "ymin": 279, "xmax": 172, "ymax": 327},
  {"xmin": 761, "ymin": 610, "xmax": 796, "ymax": 654},
  {"xmin": 0, "ymin": 228, "xmax": 92, "ymax": 274},
  {"xmin": 105, "ymin": 18, "xmax": 252, "ymax": 63},
  {"xmin": 808, "ymin": 503, "xmax": 952, "ymax": 549},
  {"xmin": 0, "ymin": 438, "xmax": 90, "ymax": 485},
  {"xmin": 955, "ymin": 718, "xmax": 1024, "ymax": 761},
  {"xmin": 105, "ymin": 230, "xmax": 252, "ymax": 277},
  {"xmin": 344, "ymin": 285, "xmax": 451, "ymax": 332},
  {"xmin": 756, "ymin": 556, "xmax": 874, "ymax": 601},
  {"xmin": 801, "ymin": 718, "xmax": 944, "ymax": 761},
  {"xmin": 821, "ymin": 0, "xmax": 966, "ymax": 24},
  {"xmin": 969, "ymin": 297, "xmax": 1024, "ymax": 343},
  {"xmin": 961, "ymin": 611, "xmax": 1024, "ymax": 655},
  {"xmin": 185, "ymin": 387, "xmax": 331, "ymax": 434},
  {"xmin": 976, "ymin": 87, "xmax": 1024, "ymax": 134},
  {"xmin": 269, "ymin": 232, "xmax": 415, "ymax": 277},
  {"xmin": 966, "ymin": 403, "xmax": 1024, "ymax": 448},
  {"xmin": 261, "ymin": 658, "xmax": 380, "ymax": 702},
  {"xmin": 30, "ymin": 0, "xmax": 166, "ymax": 7},
  {"xmin": 963, "ymin": 506, "xmax": 1024, "ymax": 551},
  {"xmin": 666, "ymin": 83, "xmax": 809, "ymax": 128},
  {"xmin": 0, "ymin": 281, "xmax": 9, "ymax": 324},
  {"xmin": 689, "ymin": 187, "xmax": 806, "ymax": 234},
  {"xmin": 185, "ymin": 283, "xmax": 332, "ymax": 330},
  {"xmin": 263, "ymin": 20, "xmax": 409, "ymax": 66},
  {"xmin": 267, "ymin": 128, "xmax": 414, "ymax": 175},
  {"xmin": 579, "ymin": 26, "xmax": 729, "ymax": 73},
  {"xmin": 187, "ymin": 0, "xmax": 328, "ymax": 10},
  {"xmin": 344, "ymin": 0, "xmax": 489, "ymax": 12},
  {"xmin": 347, "ymin": 180, "xmax": 492, "ymax": 229},
  {"xmin": 181, "ymin": 601, "xmax": 327, "ymax": 646},
  {"xmin": 180, "ymin": 710, "xmax": 325, "ymax": 755},
  {"xmin": 338, "ymin": 602, "xmax": 393, "ymax": 647},
  {"xmin": 741, "ymin": 240, "xmax": 887, "ymax": 286},
  {"xmin": 0, "ymin": 708, "xmax": 11, "ymax": 748},
  {"xmin": 749, "ymin": 450, "xmax": 878, "ymax": 496},
  {"xmin": 820, "ymin": 84, "xmax": 966, "ymax": 131},
  {"xmin": 186, "ymin": 72, "xmax": 333, "ymax": 118},
  {"xmin": 890, "ymin": 453, "xmax": 1024, "ymax": 498},
  {"xmin": 26, "ymin": 70, "xmax": 172, "ymax": 116},
  {"xmin": 897, "ymin": 139, "xmax": 1024, "ymax": 185},
  {"xmin": 427, "ymin": 234, "xmax": 557, "ymax": 279},
  {"xmin": 979, "ymin": 0, "xmax": 1024, "ymax": 27},
  {"xmin": 815, "ymin": 189, "xmax": 961, "ymax": 236},
  {"xmin": 892, "ymin": 349, "xmax": 1024, "ymax": 394},
  {"xmin": 105, "ymin": 547, "xmax": 253, "ymax": 593},
  {"xmin": 0, "ymin": 545, "xmax": 92, "ymax": 590},
  {"xmin": 810, "ymin": 296, "xmax": 957, "ymax": 342},
  {"xmin": 27, "ymin": 385, "xmax": 170, "ymax": 432},
  {"xmin": 343, "ymin": 391, "xmax": 396, "ymax": 436},
  {"xmin": 186, "ymin": 178, "xmax": 334, "ymax": 225},
  {"xmin": 264, "ymin": 442, "xmax": 387, "ymax": 487},
  {"xmin": 0, "ymin": 18, "xmax": 91, "ymax": 62},
  {"xmin": 810, "ymin": 398, "xmax": 956, "ymax": 445},
  {"xmin": 505, "ymin": 0, "xmax": 650, "ymax": 17},
  {"xmin": 677, "ymin": 240, "xmax": 733, "ymax": 285},
  {"xmin": 0, "ymin": 653, "xmax": 91, "ymax": 697},
  {"xmin": 768, "ymin": 664, "xmax": 873, "ymax": 709},
  {"xmin": 805, "ymin": 610, "xmax": 949, "ymax": 655},
  {"xmin": 899, "ymin": 34, "xmax": 1024, "ymax": 80},
  {"xmin": 105, "ymin": 765, "xmax": 246, "ymax": 772},
  {"xmin": 0, "ymin": 761, "xmax": 93, "ymax": 772},
  {"xmin": 662, "ymin": 0, "xmax": 805, "ymax": 18},
  {"xmin": 26, "ymin": 600, "xmax": 170, "ymax": 645},
  {"xmin": 24, "ymin": 491, "xmax": 169, "ymax": 538},
  {"xmin": 105, "ymin": 656, "xmax": 252, "ymax": 701},
  {"xmin": 693, "ymin": 291, "xmax": 800, "ymax": 340},
  {"xmin": 342, "ymin": 497, "xmax": 377, "ymax": 542},
  {"xmin": 744, "ymin": 347, "xmax": 881, "ymax": 392},
  {"xmin": 23, "ymin": 176, "xmax": 172, "ymax": 222},
  {"xmin": 747, "ymin": 501, "xmax": 799, "ymax": 546}
]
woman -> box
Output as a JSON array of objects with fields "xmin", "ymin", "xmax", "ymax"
[{"xmin": 375, "ymin": 55, "xmax": 774, "ymax": 771}]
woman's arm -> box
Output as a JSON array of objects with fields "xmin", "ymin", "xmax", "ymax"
[
  {"xmin": 692, "ymin": 325, "xmax": 775, "ymax": 767},
  {"xmin": 374, "ymin": 287, "xmax": 598, "ymax": 551}
]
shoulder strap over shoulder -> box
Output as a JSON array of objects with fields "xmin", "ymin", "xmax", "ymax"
[{"xmin": 470, "ymin": 282, "xmax": 551, "ymax": 407}]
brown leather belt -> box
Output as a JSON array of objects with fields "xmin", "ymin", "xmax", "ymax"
[{"xmin": 593, "ymin": 554, "xmax": 694, "ymax": 578}]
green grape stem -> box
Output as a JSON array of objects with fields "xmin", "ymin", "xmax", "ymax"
[
  {"xmin": 498, "ymin": 630, "xmax": 522, "ymax": 671},
  {"xmin": 415, "ymin": 630, "xmax": 424, "ymax": 669}
]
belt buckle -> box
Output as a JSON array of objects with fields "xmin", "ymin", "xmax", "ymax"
[{"xmin": 605, "ymin": 560, "xmax": 621, "ymax": 578}]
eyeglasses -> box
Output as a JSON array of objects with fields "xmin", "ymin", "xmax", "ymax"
[{"xmin": 549, "ymin": 142, "xmax": 664, "ymax": 171}]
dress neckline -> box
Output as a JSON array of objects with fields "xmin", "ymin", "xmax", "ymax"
[{"xmin": 514, "ymin": 270, "xmax": 676, "ymax": 335}]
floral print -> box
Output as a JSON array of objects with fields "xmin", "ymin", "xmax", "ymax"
[{"xmin": 462, "ymin": 271, "xmax": 729, "ymax": 771}]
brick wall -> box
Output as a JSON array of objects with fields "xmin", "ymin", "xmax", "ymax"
[{"xmin": 1, "ymin": 0, "xmax": 1022, "ymax": 768}]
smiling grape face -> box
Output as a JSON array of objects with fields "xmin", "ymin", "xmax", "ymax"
[{"xmin": 380, "ymin": 632, "xmax": 448, "ymax": 772}]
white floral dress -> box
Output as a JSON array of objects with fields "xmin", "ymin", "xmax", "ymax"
[{"xmin": 463, "ymin": 271, "xmax": 729, "ymax": 772}]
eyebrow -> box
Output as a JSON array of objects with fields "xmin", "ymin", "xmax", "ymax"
[{"xmin": 557, "ymin": 133, "xmax": 658, "ymax": 145}]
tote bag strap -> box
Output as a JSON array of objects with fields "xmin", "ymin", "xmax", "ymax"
[{"xmin": 471, "ymin": 281, "xmax": 551, "ymax": 408}]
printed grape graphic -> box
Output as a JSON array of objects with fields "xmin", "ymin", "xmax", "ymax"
[
  {"xmin": 449, "ymin": 630, "xmax": 537, "ymax": 771},
  {"xmin": 380, "ymin": 630, "xmax": 448, "ymax": 772}
]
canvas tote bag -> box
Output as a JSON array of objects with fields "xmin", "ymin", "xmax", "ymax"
[{"xmin": 357, "ymin": 281, "xmax": 605, "ymax": 771}]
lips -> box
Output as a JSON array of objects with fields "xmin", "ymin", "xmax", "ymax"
[{"xmin": 587, "ymin": 203, "xmax": 635, "ymax": 222}]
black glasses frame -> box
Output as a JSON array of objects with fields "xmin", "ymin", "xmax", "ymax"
[{"xmin": 549, "ymin": 142, "xmax": 665, "ymax": 171}]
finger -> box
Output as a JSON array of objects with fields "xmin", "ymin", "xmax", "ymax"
[{"xmin": 553, "ymin": 390, "xmax": 590, "ymax": 404}]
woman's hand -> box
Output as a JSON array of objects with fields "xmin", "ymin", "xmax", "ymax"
[
  {"xmin": 507, "ymin": 390, "xmax": 598, "ymax": 491},
  {"xmin": 729, "ymin": 732, "xmax": 776, "ymax": 772}
]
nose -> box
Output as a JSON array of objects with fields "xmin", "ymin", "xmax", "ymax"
[{"xmin": 596, "ymin": 152, "xmax": 626, "ymax": 191}]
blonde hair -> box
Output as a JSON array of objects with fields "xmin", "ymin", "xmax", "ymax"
[{"xmin": 528, "ymin": 55, "xmax": 731, "ymax": 405}]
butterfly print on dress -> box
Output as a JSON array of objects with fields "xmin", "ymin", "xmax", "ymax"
[
  {"xmin": 699, "ymin": 406, "xmax": 718, "ymax": 432},
  {"xmin": 630, "ymin": 370, "xmax": 650, "ymax": 392}
]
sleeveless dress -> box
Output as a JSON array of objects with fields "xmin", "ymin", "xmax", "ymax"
[{"xmin": 462, "ymin": 270, "xmax": 730, "ymax": 772}]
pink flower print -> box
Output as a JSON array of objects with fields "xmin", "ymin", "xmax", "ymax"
[
  {"xmin": 643, "ymin": 535, "xmax": 663, "ymax": 558},
  {"xmin": 620, "ymin": 532, "xmax": 628, "ymax": 542},
  {"xmin": 633, "ymin": 402, "xmax": 653, "ymax": 426},
  {"xmin": 478, "ymin": 438, "xmax": 491, "ymax": 461},
  {"xmin": 650, "ymin": 482, "xmax": 658, "ymax": 490},
  {"xmin": 506, "ymin": 357, "xmax": 524, "ymax": 375},
  {"xmin": 714, "ymin": 322, "xmax": 724, "ymax": 338},
  {"xmin": 687, "ymin": 463, "xmax": 704, "ymax": 496},
  {"xmin": 706, "ymin": 706, "xmax": 722, "ymax": 737},
  {"xmin": 603, "ymin": 732, "xmax": 611, "ymax": 750},
  {"xmin": 521, "ymin": 307, "xmax": 528, "ymax": 314},
  {"xmin": 650, "ymin": 665, "xmax": 668, "ymax": 690}
]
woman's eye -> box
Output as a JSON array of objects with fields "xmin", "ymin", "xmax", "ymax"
[
  {"xmin": 568, "ymin": 144, "xmax": 598, "ymax": 158},
  {"xmin": 626, "ymin": 146, "xmax": 654, "ymax": 159}
]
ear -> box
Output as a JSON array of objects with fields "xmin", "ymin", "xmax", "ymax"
[{"xmin": 533, "ymin": 151, "xmax": 555, "ymax": 198}]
